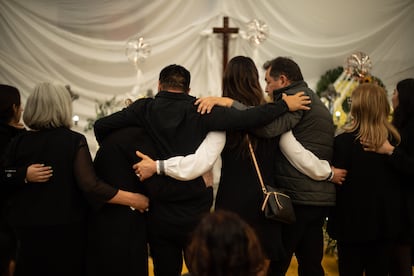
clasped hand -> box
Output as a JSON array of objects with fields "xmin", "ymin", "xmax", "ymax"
[{"xmin": 133, "ymin": 150, "xmax": 157, "ymax": 181}]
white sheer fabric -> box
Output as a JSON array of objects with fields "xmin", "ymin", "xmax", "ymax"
[{"xmin": 1, "ymin": 0, "xmax": 413, "ymax": 150}]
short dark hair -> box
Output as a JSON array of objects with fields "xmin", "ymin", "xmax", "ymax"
[
  {"xmin": 263, "ymin": 57, "xmax": 304, "ymax": 82},
  {"xmin": 0, "ymin": 84, "xmax": 21, "ymax": 124},
  {"xmin": 159, "ymin": 64, "xmax": 191, "ymax": 92}
]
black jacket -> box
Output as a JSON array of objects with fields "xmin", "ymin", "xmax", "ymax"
[{"xmin": 3, "ymin": 127, "xmax": 116, "ymax": 226}]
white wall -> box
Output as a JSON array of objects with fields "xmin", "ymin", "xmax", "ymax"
[{"xmin": 1, "ymin": 0, "xmax": 413, "ymax": 150}]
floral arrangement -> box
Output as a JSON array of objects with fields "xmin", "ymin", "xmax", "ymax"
[
  {"xmin": 316, "ymin": 59, "xmax": 386, "ymax": 129},
  {"xmin": 83, "ymin": 89, "xmax": 153, "ymax": 132},
  {"xmin": 84, "ymin": 96, "xmax": 124, "ymax": 132}
]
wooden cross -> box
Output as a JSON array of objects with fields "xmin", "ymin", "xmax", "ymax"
[{"xmin": 213, "ymin": 16, "xmax": 239, "ymax": 74}]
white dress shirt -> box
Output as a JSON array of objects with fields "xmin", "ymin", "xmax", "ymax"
[{"xmin": 159, "ymin": 130, "xmax": 331, "ymax": 181}]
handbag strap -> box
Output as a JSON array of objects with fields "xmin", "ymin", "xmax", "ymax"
[{"xmin": 247, "ymin": 136, "xmax": 268, "ymax": 194}]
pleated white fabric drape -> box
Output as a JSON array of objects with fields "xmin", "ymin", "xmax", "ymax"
[{"xmin": 1, "ymin": 0, "xmax": 413, "ymax": 150}]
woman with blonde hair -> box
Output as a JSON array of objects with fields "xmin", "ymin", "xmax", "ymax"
[
  {"xmin": 329, "ymin": 83, "xmax": 402, "ymax": 275},
  {"xmin": 361, "ymin": 78, "xmax": 414, "ymax": 275},
  {"xmin": 2, "ymin": 82, "xmax": 149, "ymax": 276}
]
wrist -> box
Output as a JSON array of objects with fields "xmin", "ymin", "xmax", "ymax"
[
  {"xmin": 226, "ymin": 98, "xmax": 234, "ymax": 107},
  {"xmin": 156, "ymin": 160, "xmax": 165, "ymax": 175},
  {"xmin": 326, "ymin": 170, "xmax": 334, "ymax": 182}
]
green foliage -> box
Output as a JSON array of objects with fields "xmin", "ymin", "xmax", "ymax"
[
  {"xmin": 316, "ymin": 66, "xmax": 386, "ymax": 98},
  {"xmin": 84, "ymin": 96, "xmax": 120, "ymax": 132},
  {"xmin": 316, "ymin": 66, "xmax": 344, "ymax": 97},
  {"xmin": 342, "ymin": 96, "xmax": 351, "ymax": 113},
  {"xmin": 374, "ymin": 76, "xmax": 386, "ymax": 89}
]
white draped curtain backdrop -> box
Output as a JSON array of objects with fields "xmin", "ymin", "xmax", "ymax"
[{"xmin": 1, "ymin": 0, "xmax": 413, "ymax": 151}]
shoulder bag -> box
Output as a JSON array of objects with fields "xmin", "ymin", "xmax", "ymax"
[{"xmin": 248, "ymin": 137, "xmax": 296, "ymax": 224}]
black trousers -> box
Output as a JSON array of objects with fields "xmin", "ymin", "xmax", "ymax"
[
  {"xmin": 337, "ymin": 240, "xmax": 393, "ymax": 276},
  {"xmin": 147, "ymin": 188, "xmax": 213, "ymax": 276},
  {"xmin": 273, "ymin": 205, "xmax": 329, "ymax": 276},
  {"xmin": 389, "ymin": 242, "xmax": 412, "ymax": 276},
  {"xmin": 337, "ymin": 240, "xmax": 413, "ymax": 276},
  {"xmin": 86, "ymin": 205, "xmax": 148, "ymax": 276},
  {"xmin": 148, "ymin": 219, "xmax": 195, "ymax": 276},
  {"xmin": 14, "ymin": 222, "xmax": 87, "ymax": 276}
]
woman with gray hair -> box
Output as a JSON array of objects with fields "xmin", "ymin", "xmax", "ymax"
[{"xmin": 2, "ymin": 82, "xmax": 149, "ymax": 276}]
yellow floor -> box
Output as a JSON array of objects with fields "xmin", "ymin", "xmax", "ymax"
[
  {"xmin": 149, "ymin": 253, "xmax": 413, "ymax": 275},
  {"xmin": 287, "ymin": 254, "xmax": 338, "ymax": 276},
  {"xmin": 148, "ymin": 253, "xmax": 339, "ymax": 276},
  {"xmin": 148, "ymin": 258, "xmax": 188, "ymax": 275}
]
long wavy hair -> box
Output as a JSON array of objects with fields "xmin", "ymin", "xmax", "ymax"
[
  {"xmin": 344, "ymin": 83, "xmax": 400, "ymax": 147},
  {"xmin": 222, "ymin": 56, "xmax": 266, "ymax": 153},
  {"xmin": 185, "ymin": 210, "xmax": 266, "ymax": 276}
]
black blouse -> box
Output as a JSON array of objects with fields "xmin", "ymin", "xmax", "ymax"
[
  {"xmin": 2, "ymin": 127, "xmax": 117, "ymax": 226},
  {"xmin": 330, "ymin": 131, "xmax": 403, "ymax": 242}
]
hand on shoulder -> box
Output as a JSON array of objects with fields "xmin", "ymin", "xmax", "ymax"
[
  {"xmin": 282, "ymin": 92, "xmax": 311, "ymax": 111},
  {"xmin": 194, "ymin": 97, "xmax": 234, "ymax": 114}
]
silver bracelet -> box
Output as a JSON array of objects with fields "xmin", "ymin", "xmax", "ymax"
[
  {"xmin": 159, "ymin": 160, "xmax": 165, "ymax": 175},
  {"xmin": 326, "ymin": 170, "xmax": 334, "ymax": 181}
]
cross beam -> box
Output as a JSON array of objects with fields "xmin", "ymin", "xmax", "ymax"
[{"xmin": 213, "ymin": 16, "xmax": 239, "ymax": 74}]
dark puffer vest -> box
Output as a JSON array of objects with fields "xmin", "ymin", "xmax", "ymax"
[{"xmin": 274, "ymin": 81, "xmax": 336, "ymax": 206}]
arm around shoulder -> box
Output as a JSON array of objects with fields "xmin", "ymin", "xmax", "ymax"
[
  {"xmin": 134, "ymin": 131, "xmax": 225, "ymax": 181},
  {"xmin": 279, "ymin": 130, "xmax": 331, "ymax": 180}
]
